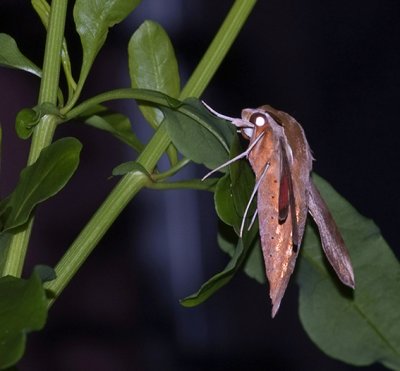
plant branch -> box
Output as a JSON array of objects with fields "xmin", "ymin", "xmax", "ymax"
[
  {"xmin": 44, "ymin": 0, "xmax": 257, "ymax": 303},
  {"xmin": 2, "ymin": 0, "xmax": 67, "ymax": 278}
]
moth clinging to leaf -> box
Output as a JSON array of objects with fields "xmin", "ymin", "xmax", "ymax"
[{"xmin": 202, "ymin": 102, "xmax": 355, "ymax": 317}]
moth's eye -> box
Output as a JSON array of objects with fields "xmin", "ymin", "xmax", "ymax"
[{"xmin": 249, "ymin": 112, "xmax": 267, "ymax": 127}]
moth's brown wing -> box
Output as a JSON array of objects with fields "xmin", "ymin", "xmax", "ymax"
[
  {"xmin": 256, "ymin": 156, "xmax": 298, "ymax": 318},
  {"xmin": 280, "ymin": 138, "xmax": 299, "ymax": 251},
  {"xmin": 308, "ymin": 179, "xmax": 355, "ymax": 288}
]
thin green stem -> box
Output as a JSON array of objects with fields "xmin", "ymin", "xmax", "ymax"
[
  {"xmin": 2, "ymin": 0, "xmax": 67, "ymax": 278},
  {"xmin": 147, "ymin": 178, "xmax": 218, "ymax": 192},
  {"xmin": 153, "ymin": 158, "xmax": 191, "ymax": 181},
  {"xmin": 45, "ymin": 0, "xmax": 257, "ymax": 302}
]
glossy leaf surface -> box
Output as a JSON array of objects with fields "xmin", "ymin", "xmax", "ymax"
[
  {"xmin": 298, "ymin": 174, "xmax": 400, "ymax": 369},
  {"xmin": 163, "ymin": 98, "xmax": 235, "ymax": 170},
  {"xmin": 74, "ymin": 0, "xmax": 141, "ymax": 87},
  {"xmin": 0, "ymin": 138, "xmax": 82, "ymax": 232},
  {"xmin": 0, "ymin": 34, "xmax": 41, "ymax": 77},
  {"xmin": 129, "ymin": 20, "xmax": 180, "ymax": 128}
]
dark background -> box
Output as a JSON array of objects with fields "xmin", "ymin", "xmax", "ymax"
[{"xmin": 0, "ymin": 0, "xmax": 398, "ymax": 370}]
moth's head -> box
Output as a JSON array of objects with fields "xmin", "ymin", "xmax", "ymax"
[
  {"xmin": 240, "ymin": 107, "xmax": 282, "ymax": 141},
  {"xmin": 202, "ymin": 101, "xmax": 282, "ymax": 141}
]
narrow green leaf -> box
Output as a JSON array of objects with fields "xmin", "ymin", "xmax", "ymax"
[
  {"xmin": 0, "ymin": 272, "xmax": 48, "ymax": 369},
  {"xmin": 298, "ymin": 174, "xmax": 400, "ymax": 369},
  {"xmin": 0, "ymin": 233, "xmax": 12, "ymax": 273},
  {"xmin": 218, "ymin": 225, "xmax": 265, "ymax": 284},
  {"xmin": 1, "ymin": 138, "xmax": 82, "ymax": 232},
  {"xmin": 0, "ymin": 34, "xmax": 41, "ymax": 77},
  {"xmin": 180, "ymin": 239, "xmax": 245, "ymax": 307},
  {"xmin": 73, "ymin": 0, "xmax": 141, "ymax": 89},
  {"xmin": 128, "ymin": 20, "xmax": 180, "ymax": 128},
  {"xmin": 112, "ymin": 161, "xmax": 151, "ymax": 177},
  {"xmin": 163, "ymin": 98, "xmax": 235, "ymax": 170}
]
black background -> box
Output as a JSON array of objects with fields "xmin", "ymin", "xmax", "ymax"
[{"xmin": 0, "ymin": 0, "xmax": 398, "ymax": 370}]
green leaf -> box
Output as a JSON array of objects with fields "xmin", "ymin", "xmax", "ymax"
[
  {"xmin": 163, "ymin": 98, "xmax": 235, "ymax": 170},
  {"xmin": 0, "ymin": 233, "xmax": 12, "ymax": 274},
  {"xmin": 180, "ymin": 238, "xmax": 245, "ymax": 307},
  {"xmin": 218, "ymin": 225, "xmax": 265, "ymax": 284},
  {"xmin": 129, "ymin": 20, "xmax": 180, "ymax": 128},
  {"xmin": 15, "ymin": 103, "xmax": 60, "ymax": 140},
  {"xmin": 0, "ymin": 272, "xmax": 48, "ymax": 369},
  {"xmin": 112, "ymin": 161, "xmax": 151, "ymax": 177},
  {"xmin": 0, "ymin": 34, "xmax": 42, "ymax": 77},
  {"xmin": 181, "ymin": 212, "xmax": 259, "ymax": 307},
  {"xmin": 297, "ymin": 174, "xmax": 400, "ymax": 369},
  {"xmin": 227, "ymin": 135, "xmax": 256, "ymax": 233},
  {"xmin": 214, "ymin": 172, "xmax": 237, "ymax": 227},
  {"xmin": 0, "ymin": 138, "xmax": 82, "ymax": 232},
  {"xmin": 15, "ymin": 107, "xmax": 37, "ymax": 139},
  {"xmin": 81, "ymin": 106, "xmax": 144, "ymax": 152},
  {"xmin": 73, "ymin": 0, "xmax": 141, "ymax": 88}
]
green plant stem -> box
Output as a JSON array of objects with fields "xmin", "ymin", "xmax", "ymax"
[
  {"xmin": 45, "ymin": 0, "xmax": 257, "ymax": 303},
  {"xmin": 46, "ymin": 171, "xmax": 150, "ymax": 303},
  {"xmin": 153, "ymin": 158, "xmax": 191, "ymax": 181},
  {"xmin": 2, "ymin": 0, "xmax": 67, "ymax": 278},
  {"xmin": 147, "ymin": 179, "xmax": 218, "ymax": 192}
]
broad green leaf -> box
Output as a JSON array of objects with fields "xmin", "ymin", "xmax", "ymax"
[
  {"xmin": 74, "ymin": 0, "xmax": 141, "ymax": 88},
  {"xmin": 0, "ymin": 138, "xmax": 82, "ymax": 232},
  {"xmin": 129, "ymin": 20, "xmax": 180, "ymax": 128},
  {"xmin": 227, "ymin": 136, "xmax": 256, "ymax": 233},
  {"xmin": 163, "ymin": 98, "xmax": 235, "ymax": 170},
  {"xmin": 180, "ymin": 130, "xmax": 260, "ymax": 306},
  {"xmin": 0, "ymin": 34, "xmax": 41, "ymax": 77},
  {"xmin": 213, "ymin": 135, "xmax": 265, "ymax": 284},
  {"xmin": 298, "ymin": 174, "xmax": 400, "ymax": 369},
  {"xmin": 81, "ymin": 106, "xmax": 144, "ymax": 152},
  {"xmin": 214, "ymin": 173, "xmax": 237, "ymax": 227},
  {"xmin": 0, "ymin": 272, "xmax": 48, "ymax": 369}
]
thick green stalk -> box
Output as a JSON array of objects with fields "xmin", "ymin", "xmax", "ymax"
[
  {"xmin": 2, "ymin": 0, "xmax": 67, "ymax": 277},
  {"xmin": 45, "ymin": 0, "xmax": 257, "ymax": 302},
  {"xmin": 46, "ymin": 171, "xmax": 150, "ymax": 302}
]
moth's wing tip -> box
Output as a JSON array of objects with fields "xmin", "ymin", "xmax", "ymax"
[
  {"xmin": 271, "ymin": 303, "xmax": 280, "ymax": 318},
  {"xmin": 270, "ymin": 292, "xmax": 283, "ymax": 318},
  {"xmin": 342, "ymin": 269, "xmax": 356, "ymax": 289}
]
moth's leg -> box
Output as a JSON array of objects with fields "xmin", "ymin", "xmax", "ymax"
[
  {"xmin": 247, "ymin": 209, "xmax": 258, "ymax": 233},
  {"xmin": 240, "ymin": 161, "xmax": 270, "ymax": 237},
  {"xmin": 202, "ymin": 101, "xmax": 252, "ymax": 129},
  {"xmin": 202, "ymin": 132, "xmax": 265, "ymax": 180}
]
